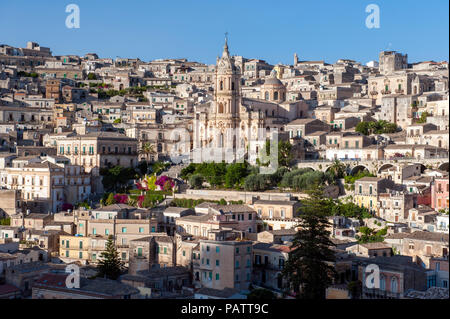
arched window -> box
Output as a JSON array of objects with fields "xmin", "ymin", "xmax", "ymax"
[
  {"xmin": 220, "ymin": 81, "xmax": 223, "ymax": 90},
  {"xmin": 380, "ymin": 275, "xmax": 386, "ymax": 291},
  {"xmin": 218, "ymin": 133, "xmax": 224, "ymax": 148},
  {"xmin": 218, "ymin": 103, "xmax": 224, "ymax": 113},
  {"xmin": 391, "ymin": 277, "xmax": 398, "ymax": 293},
  {"xmin": 265, "ymin": 91, "xmax": 269, "ymax": 100},
  {"xmin": 274, "ymin": 91, "xmax": 279, "ymax": 100},
  {"xmin": 232, "ymin": 82, "xmax": 235, "ymax": 90}
]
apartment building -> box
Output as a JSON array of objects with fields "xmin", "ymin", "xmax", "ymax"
[
  {"xmin": 55, "ymin": 131, "xmax": 138, "ymax": 176},
  {"xmin": 193, "ymin": 239, "xmax": 253, "ymax": 291},
  {"xmin": 354, "ymin": 177, "xmax": 396, "ymax": 215}
]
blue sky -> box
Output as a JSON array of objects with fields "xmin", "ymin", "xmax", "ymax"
[{"xmin": 0, "ymin": 0, "xmax": 448, "ymax": 65}]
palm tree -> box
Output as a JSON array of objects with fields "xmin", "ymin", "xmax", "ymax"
[
  {"xmin": 327, "ymin": 159, "xmax": 347, "ymax": 179},
  {"xmin": 138, "ymin": 142, "xmax": 156, "ymax": 162}
]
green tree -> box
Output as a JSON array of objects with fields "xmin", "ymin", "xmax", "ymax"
[
  {"xmin": 137, "ymin": 161, "xmax": 148, "ymax": 176},
  {"xmin": 260, "ymin": 139, "xmax": 293, "ymax": 168},
  {"xmin": 278, "ymin": 140, "xmax": 293, "ymax": 167},
  {"xmin": 356, "ymin": 120, "xmax": 397, "ymax": 135},
  {"xmin": 0, "ymin": 218, "xmax": 11, "ymax": 226},
  {"xmin": 105, "ymin": 193, "xmax": 116, "ymax": 206},
  {"xmin": 97, "ymin": 236, "xmax": 124, "ymax": 280},
  {"xmin": 282, "ymin": 188, "xmax": 336, "ymax": 299},
  {"xmin": 417, "ymin": 111, "xmax": 429, "ymax": 124},
  {"xmin": 327, "ymin": 160, "xmax": 347, "ymax": 180},
  {"xmin": 189, "ymin": 174, "xmax": 204, "ymax": 189},
  {"xmin": 355, "ymin": 121, "xmax": 370, "ymax": 135},
  {"xmin": 224, "ymin": 162, "xmax": 248, "ymax": 188},
  {"xmin": 87, "ymin": 73, "xmax": 97, "ymax": 80},
  {"xmin": 101, "ymin": 166, "xmax": 137, "ymax": 192},
  {"xmin": 356, "ymin": 226, "xmax": 387, "ymax": 243},
  {"xmin": 138, "ymin": 142, "xmax": 156, "ymax": 162},
  {"xmin": 244, "ymin": 174, "xmax": 268, "ymax": 191}
]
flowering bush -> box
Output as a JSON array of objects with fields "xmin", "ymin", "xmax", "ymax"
[
  {"xmin": 155, "ymin": 176, "xmax": 174, "ymax": 190},
  {"xmin": 136, "ymin": 174, "xmax": 157, "ymax": 191},
  {"xmin": 137, "ymin": 195, "xmax": 145, "ymax": 208},
  {"xmin": 114, "ymin": 194, "xmax": 129, "ymax": 204}
]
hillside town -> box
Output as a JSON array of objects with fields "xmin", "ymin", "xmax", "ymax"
[{"xmin": 0, "ymin": 40, "xmax": 448, "ymax": 300}]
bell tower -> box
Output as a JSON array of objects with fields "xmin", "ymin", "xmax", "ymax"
[{"xmin": 214, "ymin": 34, "xmax": 241, "ymax": 119}]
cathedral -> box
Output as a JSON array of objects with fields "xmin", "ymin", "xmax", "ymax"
[{"xmin": 192, "ymin": 38, "xmax": 303, "ymax": 164}]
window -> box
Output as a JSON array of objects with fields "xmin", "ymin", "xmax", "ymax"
[
  {"xmin": 247, "ymin": 247, "xmax": 251, "ymax": 253},
  {"xmin": 122, "ymin": 227, "xmax": 127, "ymax": 233},
  {"xmin": 391, "ymin": 277, "xmax": 398, "ymax": 293},
  {"xmin": 216, "ymin": 273, "xmax": 220, "ymax": 280},
  {"xmin": 122, "ymin": 252, "xmax": 127, "ymax": 259},
  {"xmin": 105, "ymin": 229, "xmax": 109, "ymax": 235},
  {"xmin": 236, "ymin": 247, "xmax": 239, "ymax": 254},
  {"xmin": 79, "ymin": 252, "xmax": 83, "ymax": 259},
  {"xmin": 206, "ymin": 259, "xmax": 210, "ymax": 265},
  {"xmin": 139, "ymin": 227, "xmax": 144, "ymax": 233},
  {"xmin": 79, "ymin": 241, "xmax": 83, "ymax": 249},
  {"xmin": 137, "ymin": 248, "xmax": 143, "ymax": 257},
  {"xmin": 359, "ymin": 185, "xmax": 362, "ymax": 194},
  {"xmin": 92, "ymin": 253, "xmax": 96, "ymax": 261},
  {"xmin": 216, "ymin": 246, "xmax": 220, "ymax": 253},
  {"xmin": 380, "ymin": 276, "xmax": 386, "ymax": 291},
  {"xmin": 216, "ymin": 260, "xmax": 219, "ymax": 266},
  {"xmin": 163, "ymin": 247, "xmax": 167, "ymax": 254},
  {"xmin": 206, "ymin": 246, "xmax": 210, "ymax": 252},
  {"xmin": 369, "ymin": 185, "xmax": 373, "ymax": 195},
  {"xmin": 235, "ymin": 260, "xmax": 240, "ymax": 268},
  {"xmin": 65, "ymin": 250, "xmax": 69, "ymax": 257},
  {"xmin": 93, "ymin": 228, "xmax": 96, "ymax": 235}
]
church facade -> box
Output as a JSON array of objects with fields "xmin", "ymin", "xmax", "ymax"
[{"xmin": 192, "ymin": 38, "xmax": 297, "ymax": 164}]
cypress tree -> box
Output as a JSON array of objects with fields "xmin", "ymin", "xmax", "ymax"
[
  {"xmin": 282, "ymin": 188, "xmax": 336, "ymax": 299},
  {"xmin": 97, "ymin": 236, "xmax": 124, "ymax": 280}
]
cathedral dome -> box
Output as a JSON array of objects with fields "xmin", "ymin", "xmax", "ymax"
[
  {"xmin": 264, "ymin": 76, "xmax": 284, "ymax": 86},
  {"xmin": 263, "ymin": 69, "xmax": 284, "ymax": 87}
]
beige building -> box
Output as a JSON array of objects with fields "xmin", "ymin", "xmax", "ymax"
[
  {"xmin": 193, "ymin": 239, "xmax": 253, "ymax": 291},
  {"xmin": 55, "ymin": 131, "xmax": 138, "ymax": 177}
]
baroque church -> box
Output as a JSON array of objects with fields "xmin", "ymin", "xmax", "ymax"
[{"xmin": 193, "ymin": 38, "xmax": 305, "ymax": 164}]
